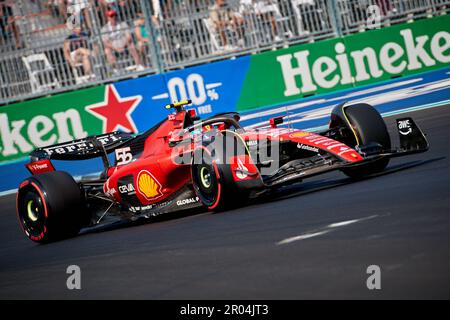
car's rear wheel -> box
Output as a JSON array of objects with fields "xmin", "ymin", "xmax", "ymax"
[
  {"xmin": 16, "ymin": 171, "xmax": 86, "ymax": 243},
  {"xmin": 331, "ymin": 103, "xmax": 391, "ymax": 178}
]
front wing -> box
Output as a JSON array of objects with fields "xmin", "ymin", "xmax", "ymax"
[{"xmin": 262, "ymin": 117, "xmax": 429, "ymax": 188}]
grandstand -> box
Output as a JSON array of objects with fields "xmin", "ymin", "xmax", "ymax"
[{"xmin": 0, "ymin": 0, "xmax": 448, "ymax": 105}]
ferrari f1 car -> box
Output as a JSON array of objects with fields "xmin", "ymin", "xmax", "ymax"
[{"xmin": 16, "ymin": 100, "xmax": 429, "ymax": 242}]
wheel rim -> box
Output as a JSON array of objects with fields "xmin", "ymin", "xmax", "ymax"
[
  {"xmin": 200, "ymin": 167, "xmax": 212, "ymax": 189},
  {"xmin": 26, "ymin": 199, "xmax": 39, "ymax": 222},
  {"xmin": 193, "ymin": 159, "xmax": 219, "ymax": 207},
  {"xmin": 19, "ymin": 188, "xmax": 46, "ymax": 238}
]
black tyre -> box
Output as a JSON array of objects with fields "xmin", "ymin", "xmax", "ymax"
[
  {"xmin": 333, "ymin": 103, "xmax": 391, "ymax": 178},
  {"xmin": 16, "ymin": 171, "xmax": 85, "ymax": 243},
  {"xmin": 191, "ymin": 134, "xmax": 249, "ymax": 211},
  {"xmin": 191, "ymin": 149, "xmax": 224, "ymax": 210}
]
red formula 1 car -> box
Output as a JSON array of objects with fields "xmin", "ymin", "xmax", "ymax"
[{"xmin": 16, "ymin": 100, "xmax": 428, "ymax": 243}]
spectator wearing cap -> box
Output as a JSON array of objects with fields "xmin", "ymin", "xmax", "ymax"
[
  {"xmin": 63, "ymin": 26, "xmax": 93, "ymax": 76},
  {"xmin": 101, "ymin": 9, "xmax": 144, "ymax": 72}
]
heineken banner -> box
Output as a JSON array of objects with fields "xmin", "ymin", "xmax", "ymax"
[
  {"xmin": 238, "ymin": 14, "xmax": 450, "ymax": 110},
  {"xmin": 1, "ymin": 15, "xmax": 449, "ymax": 163}
]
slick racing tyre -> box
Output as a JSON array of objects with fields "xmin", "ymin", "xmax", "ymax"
[
  {"xmin": 16, "ymin": 171, "xmax": 85, "ymax": 243},
  {"xmin": 331, "ymin": 103, "xmax": 391, "ymax": 178},
  {"xmin": 191, "ymin": 133, "xmax": 249, "ymax": 211}
]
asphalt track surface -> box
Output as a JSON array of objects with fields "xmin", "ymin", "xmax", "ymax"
[{"xmin": 0, "ymin": 105, "xmax": 449, "ymax": 299}]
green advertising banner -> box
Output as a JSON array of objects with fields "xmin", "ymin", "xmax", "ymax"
[
  {"xmin": 237, "ymin": 14, "xmax": 450, "ymax": 110},
  {"xmin": 0, "ymin": 86, "xmax": 105, "ymax": 162}
]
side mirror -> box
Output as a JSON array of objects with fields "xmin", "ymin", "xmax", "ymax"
[
  {"xmin": 187, "ymin": 108, "xmax": 200, "ymax": 121},
  {"xmin": 270, "ymin": 116, "xmax": 284, "ymax": 128}
]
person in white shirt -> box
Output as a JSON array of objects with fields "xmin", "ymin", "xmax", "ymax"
[
  {"xmin": 101, "ymin": 9, "xmax": 144, "ymax": 71},
  {"xmin": 238, "ymin": 0, "xmax": 282, "ymax": 41},
  {"xmin": 209, "ymin": 0, "xmax": 244, "ymax": 47}
]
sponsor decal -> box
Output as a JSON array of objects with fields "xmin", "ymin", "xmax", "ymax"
[
  {"xmin": 176, "ymin": 197, "xmax": 199, "ymax": 206},
  {"xmin": 30, "ymin": 162, "xmax": 48, "ymax": 171},
  {"xmin": 230, "ymin": 155, "xmax": 259, "ymax": 181},
  {"xmin": 25, "ymin": 159, "xmax": 55, "ymax": 174},
  {"xmin": 128, "ymin": 200, "xmax": 172, "ymax": 213},
  {"xmin": 32, "ymin": 163, "xmax": 48, "ymax": 170},
  {"xmin": 103, "ymin": 179, "xmax": 117, "ymax": 198},
  {"xmin": 301, "ymin": 134, "xmax": 362, "ymax": 159},
  {"xmin": 297, "ymin": 144, "xmax": 319, "ymax": 153},
  {"xmin": 246, "ymin": 140, "xmax": 258, "ymax": 147},
  {"xmin": 151, "ymin": 73, "xmax": 222, "ymax": 115},
  {"xmin": 118, "ymin": 183, "xmax": 135, "ymax": 195},
  {"xmin": 276, "ymin": 26, "xmax": 450, "ymax": 97},
  {"xmin": 289, "ymin": 132, "xmax": 311, "ymax": 139},
  {"xmin": 129, "ymin": 205, "xmax": 153, "ymax": 213},
  {"xmin": 0, "ymin": 108, "xmax": 88, "ymax": 160},
  {"xmin": 41, "ymin": 133, "xmax": 122, "ymax": 156},
  {"xmin": 238, "ymin": 15, "xmax": 450, "ymax": 111},
  {"xmin": 136, "ymin": 170, "xmax": 163, "ymax": 201},
  {"xmin": 236, "ymin": 158, "xmax": 249, "ymax": 180},
  {"xmin": 398, "ymin": 119, "xmax": 412, "ymax": 135}
]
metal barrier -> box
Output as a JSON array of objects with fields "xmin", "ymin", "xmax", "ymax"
[{"xmin": 1, "ymin": 0, "xmax": 449, "ymax": 105}]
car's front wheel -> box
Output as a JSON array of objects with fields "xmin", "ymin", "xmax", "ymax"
[{"xmin": 330, "ymin": 103, "xmax": 391, "ymax": 178}]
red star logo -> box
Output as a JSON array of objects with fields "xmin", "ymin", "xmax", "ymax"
[{"xmin": 86, "ymin": 85, "xmax": 142, "ymax": 133}]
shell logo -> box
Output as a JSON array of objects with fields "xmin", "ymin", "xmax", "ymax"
[
  {"xmin": 289, "ymin": 131, "xmax": 311, "ymax": 139},
  {"xmin": 137, "ymin": 170, "xmax": 163, "ymax": 201}
]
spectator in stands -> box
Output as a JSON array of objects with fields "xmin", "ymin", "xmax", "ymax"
[
  {"xmin": 238, "ymin": 0, "xmax": 282, "ymax": 42},
  {"xmin": 63, "ymin": 26, "xmax": 93, "ymax": 77},
  {"xmin": 101, "ymin": 0, "xmax": 141, "ymax": 22},
  {"xmin": 134, "ymin": 12, "xmax": 149, "ymax": 63},
  {"xmin": 46, "ymin": 0, "xmax": 68, "ymax": 23},
  {"xmin": 0, "ymin": 0, "xmax": 21, "ymax": 50},
  {"xmin": 209, "ymin": 0, "xmax": 244, "ymax": 48},
  {"xmin": 67, "ymin": 0, "xmax": 93, "ymax": 31},
  {"xmin": 101, "ymin": 9, "xmax": 144, "ymax": 71},
  {"xmin": 376, "ymin": 0, "xmax": 393, "ymax": 16}
]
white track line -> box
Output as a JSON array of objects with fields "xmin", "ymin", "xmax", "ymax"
[
  {"xmin": 277, "ymin": 230, "xmax": 331, "ymax": 245},
  {"xmin": 277, "ymin": 215, "xmax": 379, "ymax": 245}
]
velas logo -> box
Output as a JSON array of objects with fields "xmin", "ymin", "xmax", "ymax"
[
  {"xmin": 277, "ymin": 27, "xmax": 450, "ymax": 96},
  {"xmin": 86, "ymin": 85, "xmax": 142, "ymax": 133}
]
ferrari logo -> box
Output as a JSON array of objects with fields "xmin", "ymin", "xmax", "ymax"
[{"xmin": 137, "ymin": 170, "xmax": 163, "ymax": 201}]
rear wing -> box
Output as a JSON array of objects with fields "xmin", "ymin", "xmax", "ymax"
[{"xmin": 30, "ymin": 131, "xmax": 134, "ymax": 162}]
